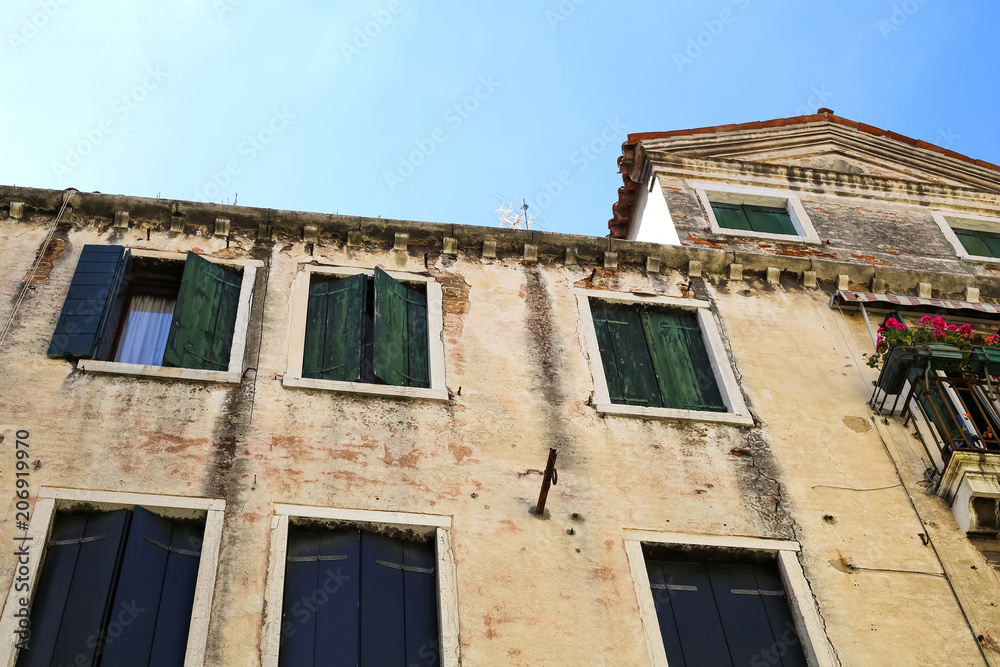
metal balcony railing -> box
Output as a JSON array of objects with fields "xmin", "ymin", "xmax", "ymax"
[{"xmin": 903, "ymin": 376, "xmax": 1000, "ymax": 464}]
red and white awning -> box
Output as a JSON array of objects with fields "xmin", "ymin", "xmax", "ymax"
[{"xmin": 831, "ymin": 290, "xmax": 1000, "ymax": 315}]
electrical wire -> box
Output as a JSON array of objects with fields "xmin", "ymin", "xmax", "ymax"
[{"xmin": 0, "ymin": 190, "xmax": 74, "ymax": 351}]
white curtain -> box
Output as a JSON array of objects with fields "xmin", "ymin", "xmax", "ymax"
[{"xmin": 114, "ymin": 294, "xmax": 177, "ymax": 365}]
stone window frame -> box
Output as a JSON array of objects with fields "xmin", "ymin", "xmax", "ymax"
[
  {"xmin": 622, "ymin": 530, "xmax": 837, "ymax": 667},
  {"xmin": 260, "ymin": 504, "xmax": 461, "ymax": 667},
  {"xmin": 77, "ymin": 249, "xmax": 260, "ymax": 384},
  {"xmin": 0, "ymin": 487, "xmax": 226, "ymax": 666},
  {"xmin": 932, "ymin": 210, "xmax": 1000, "ymax": 264},
  {"xmin": 282, "ymin": 264, "xmax": 448, "ymax": 401},
  {"xmin": 575, "ymin": 289, "xmax": 753, "ymax": 426},
  {"xmin": 691, "ymin": 181, "xmax": 822, "ymax": 244}
]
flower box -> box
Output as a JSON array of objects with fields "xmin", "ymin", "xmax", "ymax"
[{"xmin": 877, "ymin": 346, "xmax": 924, "ymax": 393}]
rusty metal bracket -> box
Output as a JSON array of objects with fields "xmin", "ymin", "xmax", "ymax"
[{"xmin": 535, "ymin": 448, "xmax": 558, "ymax": 516}]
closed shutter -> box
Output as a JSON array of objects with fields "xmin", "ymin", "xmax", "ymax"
[
  {"xmin": 279, "ymin": 528, "xmax": 363, "ymax": 667},
  {"xmin": 711, "ymin": 202, "xmax": 752, "ymax": 231},
  {"xmin": 402, "ymin": 540, "xmax": 438, "ymax": 666},
  {"xmin": 101, "ymin": 507, "xmax": 203, "ymax": 667},
  {"xmin": 653, "ymin": 561, "xmax": 732, "ymax": 666},
  {"xmin": 163, "ymin": 252, "xmax": 243, "ymax": 371},
  {"xmin": 19, "ymin": 510, "xmax": 130, "ymax": 667},
  {"xmin": 983, "ymin": 231, "xmax": 1000, "ymax": 258},
  {"xmin": 954, "ymin": 228, "xmax": 992, "ymax": 257},
  {"xmin": 360, "ymin": 532, "xmax": 406, "ymax": 665},
  {"xmin": 745, "ymin": 204, "xmax": 797, "ymax": 235},
  {"xmin": 47, "ymin": 245, "xmax": 130, "ymax": 359},
  {"xmin": 591, "ymin": 302, "xmax": 662, "ymax": 407},
  {"xmin": 373, "ymin": 268, "xmax": 430, "ymax": 388},
  {"xmin": 648, "ymin": 559, "xmax": 808, "ymax": 667},
  {"xmin": 302, "ymin": 274, "xmax": 367, "ymax": 381},
  {"xmin": 642, "ymin": 311, "xmax": 726, "ymax": 412}
]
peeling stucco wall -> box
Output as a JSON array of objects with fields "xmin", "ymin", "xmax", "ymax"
[{"xmin": 0, "ymin": 184, "xmax": 998, "ymax": 665}]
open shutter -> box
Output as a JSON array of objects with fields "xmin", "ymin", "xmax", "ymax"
[
  {"xmin": 163, "ymin": 252, "xmax": 242, "ymax": 371},
  {"xmin": 655, "ymin": 561, "xmax": 733, "ymax": 666},
  {"xmin": 373, "ymin": 268, "xmax": 430, "ymax": 387},
  {"xmin": 360, "ymin": 532, "xmax": 406, "ymax": 665},
  {"xmin": 591, "ymin": 302, "xmax": 662, "ymax": 407},
  {"xmin": 47, "ymin": 245, "xmax": 130, "ymax": 359},
  {"xmin": 403, "ymin": 540, "xmax": 438, "ymax": 666},
  {"xmin": 101, "ymin": 507, "xmax": 202, "ymax": 667},
  {"xmin": 745, "ymin": 204, "xmax": 797, "ymax": 235},
  {"xmin": 642, "ymin": 311, "xmax": 726, "ymax": 412},
  {"xmin": 711, "ymin": 202, "xmax": 752, "ymax": 231},
  {"xmin": 302, "ymin": 274, "xmax": 366, "ymax": 381},
  {"xmin": 19, "ymin": 510, "xmax": 129, "ymax": 667}
]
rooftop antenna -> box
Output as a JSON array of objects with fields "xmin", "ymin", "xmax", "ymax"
[{"xmin": 497, "ymin": 199, "xmax": 535, "ymax": 231}]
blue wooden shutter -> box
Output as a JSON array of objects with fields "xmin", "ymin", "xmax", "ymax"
[
  {"xmin": 654, "ymin": 561, "xmax": 732, "ymax": 665},
  {"xmin": 279, "ymin": 528, "xmax": 363, "ymax": 667},
  {"xmin": 47, "ymin": 245, "xmax": 130, "ymax": 359},
  {"xmin": 752, "ymin": 564, "xmax": 808, "ymax": 667},
  {"xmin": 373, "ymin": 268, "xmax": 430, "ymax": 388},
  {"xmin": 18, "ymin": 510, "xmax": 130, "ymax": 667},
  {"xmin": 590, "ymin": 302, "xmax": 662, "ymax": 407},
  {"xmin": 645, "ymin": 559, "xmax": 687, "ymax": 667},
  {"xmin": 302, "ymin": 274, "xmax": 366, "ymax": 381},
  {"xmin": 101, "ymin": 507, "xmax": 203, "ymax": 667},
  {"xmin": 403, "ymin": 540, "xmax": 439, "ymax": 665},
  {"xmin": 711, "ymin": 202, "xmax": 752, "ymax": 231},
  {"xmin": 359, "ymin": 532, "xmax": 407, "ymax": 665},
  {"xmin": 163, "ymin": 252, "xmax": 242, "ymax": 371}
]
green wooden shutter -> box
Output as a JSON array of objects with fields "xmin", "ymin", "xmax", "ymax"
[
  {"xmin": 302, "ymin": 273, "xmax": 366, "ymax": 381},
  {"xmin": 590, "ymin": 302, "xmax": 662, "ymax": 407},
  {"xmin": 982, "ymin": 231, "xmax": 1000, "ymax": 258},
  {"xmin": 47, "ymin": 245, "xmax": 130, "ymax": 359},
  {"xmin": 642, "ymin": 310, "xmax": 726, "ymax": 412},
  {"xmin": 163, "ymin": 252, "xmax": 243, "ymax": 371},
  {"xmin": 373, "ymin": 268, "xmax": 430, "ymax": 388},
  {"xmin": 953, "ymin": 228, "xmax": 993, "ymax": 257},
  {"xmin": 711, "ymin": 202, "xmax": 752, "ymax": 230},
  {"xmin": 745, "ymin": 204, "xmax": 797, "ymax": 235}
]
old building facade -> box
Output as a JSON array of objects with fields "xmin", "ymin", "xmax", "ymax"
[{"xmin": 0, "ymin": 109, "xmax": 998, "ymax": 665}]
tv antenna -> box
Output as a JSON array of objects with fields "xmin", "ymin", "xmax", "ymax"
[{"xmin": 496, "ymin": 199, "xmax": 536, "ymax": 231}]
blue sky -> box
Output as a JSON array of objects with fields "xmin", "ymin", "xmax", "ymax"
[{"xmin": 2, "ymin": 1, "xmax": 996, "ymax": 238}]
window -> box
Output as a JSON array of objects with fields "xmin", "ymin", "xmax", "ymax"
[
  {"xmin": 692, "ymin": 183, "xmax": 820, "ymax": 243},
  {"xmin": 284, "ymin": 266, "xmax": 448, "ymax": 401},
  {"xmin": 47, "ymin": 245, "xmax": 257, "ymax": 383},
  {"xmin": 261, "ymin": 505, "xmax": 460, "ymax": 667},
  {"xmin": 933, "ymin": 211, "xmax": 1000, "ymax": 262},
  {"xmin": 623, "ymin": 531, "xmax": 836, "ymax": 667},
  {"xmin": 0, "ymin": 488, "xmax": 225, "ymax": 667},
  {"xmin": 279, "ymin": 527, "xmax": 437, "ymax": 666},
  {"xmin": 710, "ymin": 202, "xmax": 797, "ymax": 236},
  {"xmin": 577, "ymin": 290, "xmax": 752, "ymax": 425}
]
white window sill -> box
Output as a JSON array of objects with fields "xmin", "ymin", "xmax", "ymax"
[
  {"xmin": 713, "ymin": 227, "xmax": 821, "ymax": 244},
  {"xmin": 595, "ymin": 402, "xmax": 754, "ymax": 426},
  {"xmin": 282, "ymin": 376, "xmax": 449, "ymax": 401},
  {"xmin": 958, "ymin": 253, "xmax": 1000, "ymax": 265},
  {"xmin": 78, "ymin": 360, "xmax": 242, "ymax": 384}
]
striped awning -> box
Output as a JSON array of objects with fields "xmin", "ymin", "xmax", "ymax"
[{"xmin": 831, "ymin": 290, "xmax": 1000, "ymax": 315}]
